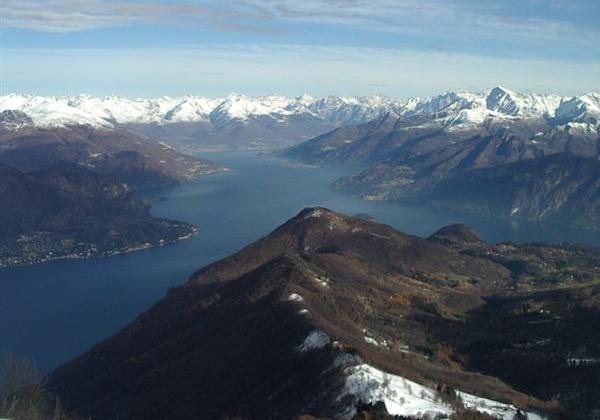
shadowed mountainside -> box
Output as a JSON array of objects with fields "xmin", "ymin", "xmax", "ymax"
[
  {"xmin": 284, "ymin": 107, "xmax": 600, "ymax": 230},
  {"xmin": 0, "ymin": 115, "xmax": 224, "ymax": 191},
  {"xmin": 47, "ymin": 208, "xmax": 600, "ymax": 419},
  {"xmin": 0, "ymin": 163, "xmax": 195, "ymax": 267}
]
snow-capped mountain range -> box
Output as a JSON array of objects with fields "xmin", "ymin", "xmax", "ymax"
[{"xmin": 2, "ymin": 86, "xmax": 599, "ymax": 130}]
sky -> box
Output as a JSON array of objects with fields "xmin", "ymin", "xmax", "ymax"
[{"xmin": 1, "ymin": 0, "xmax": 600, "ymax": 98}]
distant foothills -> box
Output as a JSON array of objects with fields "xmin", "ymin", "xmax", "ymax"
[{"xmin": 0, "ymin": 86, "xmax": 599, "ymax": 267}]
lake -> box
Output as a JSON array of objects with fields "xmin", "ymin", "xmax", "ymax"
[{"xmin": 1, "ymin": 151, "xmax": 598, "ymax": 373}]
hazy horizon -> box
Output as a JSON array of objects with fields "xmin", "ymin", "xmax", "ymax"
[{"xmin": 3, "ymin": 84, "xmax": 600, "ymax": 101}]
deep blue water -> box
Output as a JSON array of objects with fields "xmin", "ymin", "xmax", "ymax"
[{"xmin": 1, "ymin": 151, "xmax": 598, "ymax": 373}]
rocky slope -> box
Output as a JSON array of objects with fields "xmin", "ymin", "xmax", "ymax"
[
  {"xmin": 0, "ymin": 93, "xmax": 400, "ymax": 151},
  {"xmin": 283, "ymin": 88, "xmax": 600, "ymax": 229},
  {"xmin": 426, "ymin": 154, "xmax": 600, "ymax": 228},
  {"xmin": 47, "ymin": 208, "xmax": 600, "ymax": 419},
  {"xmin": 0, "ymin": 114, "xmax": 224, "ymax": 190},
  {"xmin": 332, "ymin": 153, "xmax": 600, "ymax": 226},
  {"xmin": 0, "ymin": 110, "xmax": 225, "ymax": 267},
  {"xmin": 0, "ymin": 163, "xmax": 196, "ymax": 267}
]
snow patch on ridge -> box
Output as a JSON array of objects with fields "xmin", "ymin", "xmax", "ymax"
[
  {"xmin": 363, "ymin": 336, "xmax": 379, "ymax": 346},
  {"xmin": 297, "ymin": 331, "xmax": 331, "ymax": 352},
  {"xmin": 288, "ymin": 293, "xmax": 304, "ymax": 302},
  {"xmin": 314, "ymin": 276, "xmax": 330, "ymax": 287},
  {"xmin": 338, "ymin": 364, "xmax": 453, "ymax": 418},
  {"xmin": 338, "ymin": 363, "xmax": 545, "ymax": 420},
  {"xmin": 305, "ymin": 209, "xmax": 324, "ymax": 219},
  {"xmin": 457, "ymin": 391, "xmax": 544, "ymax": 420}
]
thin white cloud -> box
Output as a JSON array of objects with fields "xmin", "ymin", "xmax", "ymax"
[
  {"xmin": 231, "ymin": 0, "xmax": 599, "ymax": 49},
  {"xmin": 0, "ymin": 0, "xmax": 260, "ymax": 33},
  {"xmin": 2, "ymin": 0, "xmax": 598, "ymax": 53}
]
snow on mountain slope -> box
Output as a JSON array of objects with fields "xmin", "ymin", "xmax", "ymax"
[
  {"xmin": 555, "ymin": 93, "xmax": 600, "ymax": 125},
  {"xmin": 484, "ymin": 86, "xmax": 561, "ymax": 118},
  {"xmin": 305, "ymin": 94, "xmax": 400, "ymax": 124},
  {"xmin": 164, "ymin": 96, "xmax": 221, "ymax": 123},
  {"xmin": 1, "ymin": 88, "xmax": 598, "ymax": 130},
  {"xmin": 0, "ymin": 94, "xmax": 114, "ymax": 127},
  {"xmin": 399, "ymin": 87, "xmax": 565, "ymax": 131},
  {"xmin": 209, "ymin": 94, "xmax": 294, "ymax": 122},
  {"xmin": 339, "ymin": 363, "xmax": 545, "ymax": 420}
]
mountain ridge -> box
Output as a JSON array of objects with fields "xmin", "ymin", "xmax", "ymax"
[
  {"xmin": 281, "ymin": 89, "xmax": 600, "ymax": 229},
  {"xmin": 46, "ymin": 207, "xmax": 600, "ymax": 419},
  {"xmin": 3, "ymin": 87, "xmax": 598, "ymax": 131},
  {"xmin": 0, "ymin": 122, "xmax": 224, "ymax": 190}
]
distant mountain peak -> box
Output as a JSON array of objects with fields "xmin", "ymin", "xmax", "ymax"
[
  {"xmin": 489, "ymin": 85, "xmax": 514, "ymax": 95},
  {"xmin": 485, "ymin": 86, "xmax": 526, "ymax": 115},
  {"xmin": 0, "ymin": 109, "xmax": 34, "ymax": 129}
]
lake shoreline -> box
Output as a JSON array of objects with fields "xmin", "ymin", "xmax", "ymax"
[{"xmin": 2, "ymin": 151, "xmax": 599, "ymax": 374}]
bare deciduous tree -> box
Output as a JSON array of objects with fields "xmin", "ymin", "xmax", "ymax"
[{"xmin": 0, "ymin": 352, "xmax": 78, "ymax": 420}]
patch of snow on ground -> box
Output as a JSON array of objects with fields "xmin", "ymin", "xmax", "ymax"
[
  {"xmin": 338, "ymin": 364, "xmax": 453, "ymax": 419},
  {"xmin": 297, "ymin": 331, "xmax": 331, "ymax": 352},
  {"xmin": 364, "ymin": 336, "xmax": 379, "ymax": 346},
  {"xmin": 338, "ymin": 363, "xmax": 544, "ymax": 420},
  {"xmin": 288, "ymin": 293, "xmax": 304, "ymax": 302},
  {"xmin": 457, "ymin": 392, "xmax": 544, "ymax": 420},
  {"xmin": 567, "ymin": 357, "xmax": 600, "ymax": 367},
  {"xmin": 305, "ymin": 209, "xmax": 323, "ymax": 219},
  {"xmin": 298, "ymin": 309, "xmax": 310, "ymax": 315},
  {"xmin": 314, "ymin": 276, "xmax": 330, "ymax": 287}
]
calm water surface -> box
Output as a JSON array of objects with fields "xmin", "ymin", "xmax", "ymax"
[{"xmin": 1, "ymin": 151, "xmax": 598, "ymax": 372}]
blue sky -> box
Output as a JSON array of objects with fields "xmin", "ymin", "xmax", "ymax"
[{"xmin": 1, "ymin": 0, "xmax": 599, "ymax": 97}]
